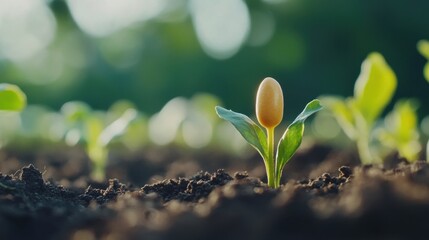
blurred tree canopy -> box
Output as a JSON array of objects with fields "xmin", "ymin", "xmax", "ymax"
[{"xmin": 0, "ymin": 0, "xmax": 428, "ymax": 119}]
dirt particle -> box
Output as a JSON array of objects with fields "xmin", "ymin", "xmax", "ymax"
[
  {"xmin": 142, "ymin": 169, "xmax": 234, "ymax": 202},
  {"xmin": 322, "ymin": 173, "xmax": 332, "ymax": 182},
  {"xmin": 298, "ymin": 179, "xmax": 309, "ymax": 184},
  {"xmin": 339, "ymin": 166, "xmax": 352, "ymax": 178},
  {"xmin": 309, "ymin": 180, "xmax": 324, "ymax": 189},
  {"xmin": 327, "ymin": 183, "xmax": 339, "ymax": 193},
  {"xmin": 234, "ymin": 171, "xmax": 249, "ymax": 180},
  {"xmin": 20, "ymin": 164, "xmax": 45, "ymax": 191}
]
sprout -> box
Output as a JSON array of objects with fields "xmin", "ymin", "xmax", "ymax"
[
  {"xmin": 418, "ymin": 40, "xmax": 429, "ymax": 162},
  {"xmin": 320, "ymin": 52, "xmax": 397, "ymax": 164},
  {"xmin": 216, "ymin": 77, "xmax": 322, "ymax": 188},
  {"xmin": 377, "ymin": 99, "xmax": 421, "ymax": 161},
  {"xmin": 61, "ymin": 101, "xmax": 138, "ymax": 181},
  {"xmin": 0, "ymin": 83, "xmax": 26, "ymax": 148},
  {"xmin": 417, "ymin": 40, "xmax": 429, "ymax": 82}
]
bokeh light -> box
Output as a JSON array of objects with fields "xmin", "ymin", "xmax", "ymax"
[
  {"xmin": 148, "ymin": 97, "xmax": 188, "ymax": 146},
  {"xmin": 0, "ymin": 0, "xmax": 428, "ymax": 154},
  {"xmin": 0, "ymin": 0, "xmax": 56, "ymax": 61},
  {"xmin": 67, "ymin": 0, "xmax": 167, "ymax": 37},
  {"xmin": 189, "ymin": 0, "xmax": 250, "ymax": 59}
]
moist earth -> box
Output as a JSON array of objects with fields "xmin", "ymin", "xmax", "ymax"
[{"xmin": 0, "ymin": 146, "xmax": 429, "ymax": 240}]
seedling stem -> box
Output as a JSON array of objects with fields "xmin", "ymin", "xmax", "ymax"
[{"xmin": 266, "ymin": 127, "xmax": 275, "ymax": 188}]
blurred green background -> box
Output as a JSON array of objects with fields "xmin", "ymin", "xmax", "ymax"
[{"xmin": 1, "ymin": 0, "xmax": 428, "ymax": 118}]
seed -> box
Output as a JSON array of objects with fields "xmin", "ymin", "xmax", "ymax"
[{"xmin": 255, "ymin": 77, "xmax": 284, "ymax": 128}]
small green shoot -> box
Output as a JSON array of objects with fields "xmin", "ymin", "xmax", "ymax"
[
  {"xmin": 377, "ymin": 100, "xmax": 421, "ymax": 161},
  {"xmin": 417, "ymin": 40, "xmax": 429, "ymax": 82},
  {"xmin": 215, "ymin": 77, "xmax": 322, "ymax": 188},
  {"xmin": 0, "ymin": 83, "xmax": 26, "ymax": 111},
  {"xmin": 0, "ymin": 83, "xmax": 26, "ymax": 148},
  {"xmin": 418, "ymin": 40, "xmax": 429, "ymax": 162},
  {"xmin": 62, "ymin": 101, "xmax": 137, "ymax": 180},
  {"xmin": 321, "ymin": 52, "xmax": 397, "ymax": 164}
]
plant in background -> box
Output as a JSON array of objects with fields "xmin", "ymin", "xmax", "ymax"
[
  {"xmin": 417, "ymin": 40, "xmax": 429, "ymax": 82},
  {"xmin": 320, "ymin": 53, "xmax": 397, "ymax": 164},
  {"xmin": 62, "ymin": 101, "xmax": 138, "ymax": 181},
  {"xmin": 376, "ymin": 99, "xmax": 421, "ymax": 162},
  {"xmin": 216, "ymin": 77, "xmax": 322, "ymax": 188},
  {"xmin": 418, "ymin": 40, "xmax": 429, "ymax": 161},
  {"xmin": 0, "ymin": 83, "xmax": 26, "ymax": 111},
  {"xmin": 0, "ymin": 83, "xmax": 26, "ymax": 148}
]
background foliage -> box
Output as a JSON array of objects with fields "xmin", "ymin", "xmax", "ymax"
[{"xmin": 1, "ymin": 0, "xmax": 428, "ymax": 118}]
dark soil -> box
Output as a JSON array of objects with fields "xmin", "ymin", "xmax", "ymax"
[{"xmin": 1, "ymin": 145, "xmax": 429, "ymax": 240}]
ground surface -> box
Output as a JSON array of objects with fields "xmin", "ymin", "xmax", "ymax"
[{"xmin": 1, "ymin": 145, "xmax": 429, "ymax": 240}]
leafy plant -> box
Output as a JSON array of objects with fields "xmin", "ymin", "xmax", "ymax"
[
  {"xmin": 376, "ymin": 99, "xmax": 421, "ymax": 161},
  {"xmin": 0, "ymin": 83, "xmax": 26, "ymax": 111},
  {"xmin": 215, "ymin": 77, "xmax": 322, "ymax": 188},
  {"xmin": 61, "ymin": 101, "xmax": 138, "ymax": 180},
  {"xmin": 0, "ymin": 83, "xmax": 26, "ymax": 148},
  {"xmin": 320, "ymin": 52, "xmax": 397, "ymax": 164},
  {"xmin": 418, "ymin": 40, "xmax": 429, "ymax": 161},
  {"xmin": 417, "ymin": 40, "xmax": 429, "ymax": 82}
]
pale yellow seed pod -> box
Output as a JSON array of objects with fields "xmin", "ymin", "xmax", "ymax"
[{"xmin": 256, "ymin": 77, "xmax": 284, "ymax": 128}]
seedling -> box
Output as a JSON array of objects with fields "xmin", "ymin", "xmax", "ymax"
[
  {"xmin": 377, "ymin": 99, "xmax": 421, "ymax": 162},
  {"xmin": 216, "ymin": 77, "xmax": 322, "ymax": 188},
  {"xmin": 61, "ymin": 101, "xmax": 137, "ymax": 180},
  {"xmin": 417, "ymin": 40, "xmax": 429, "ymax": 82},
  {"xmin": 418, "ymin": 40, "xmax": 429, "ymax": 161},
  {"xmin": 321, "ymin": 53, "xmax": 397, "ymax": 164},
  {"xmin": 0, "ymin": 83, "xmax": 26, "ymax": 148},
  {"xmin": 0, "ymin": 83, "xmax": 26, "ymax": 111}
]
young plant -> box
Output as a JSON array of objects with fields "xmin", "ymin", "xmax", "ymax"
[
  {"xmin": 320, "ymin": 53, "xmax": 397, "ymax": 164},
  {"xmin": 0, "ymin": 83, "xmax": 26, "ymax": 148},
  {"xmin": 215, "ymin": 77, "xmax": 322, "ymax": 188},
  {"xmin": 376, "ymin": 99, "xmax": 421, "ymax": 162},
  {"xmin": 418, "ymin": 40, "xmax": 429, "ymax": 161},
  {"xmin": 62, "ymin": 101, "xmax": 137, "ymax": 180},
  {"xmin": 417, "ymin": 40, "xmax": 429, "ymax": 82},
  {"xmin": 0, "ymin": 83, "xmax": 26, "ymax": 111}
]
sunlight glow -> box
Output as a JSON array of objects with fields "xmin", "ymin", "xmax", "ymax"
[
  {"xmin": 67, "ymin": 0, "xmax": 167, "ymax": 37},
  {"xmin": 0, "ymin": 112, "xmax": 21, "ymax": 148},
  {"xmin": 148, "ymin": 97, "xmax": 188, "ymax": 146},
  {"xmin": 182, "ymin": 111, "xmax": 212, "ymax": 149},
  {"xmin": 247, "ymin": 11, "xmax": 275, "ymax": 47},
  {"xmin": 311, "ymin": 111, "xmax": 341, "ymax": 139},
  {"xmin": 0, "ymin": 0, "xmax": 56, "ymax": 61},
  {"xmin": 216, "ymin": 122, "xmax": 248, "ymax": 154},
  {"xmin": 189, "ymin": 0, "xmax": 250, "ymax": 59}
]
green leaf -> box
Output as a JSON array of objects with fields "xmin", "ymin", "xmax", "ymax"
[
  {"xmin": 424, "ymin": 62, "xmax": 429, "ymax": 83},
  {"xmin": 99, "ymin": 108, "xmax": 138, "ymax": 146},
  {"xmin": 354, "ymin": 52, "xmax": 397, "ymax": 125},
  {"xmin": 291, "ymin": 99, "xmax": 324, "ymax": 123},
  {"xmin": 417, "ymin": 40, "xmax": 429, "ymax": 60},
  {"xmin": 378, "ymin": 99, "xmax": 420, "ymax": 161},
  {"xmin": 417, "ymin": 40, "xmax": 429, "ymax": 83},
  {"xmin": 85, "ymin": 112, "xmax": 106, "ymax": 145},
  {"xmin": 0, "ymin": 83, "xmax": 26, "ymax": 111},
  {"xmin": 276, "ymin": 99, "xmax": 323, "ymax": 180},
  {"xmin": 61, "ymin": 101, "xmax": 92, "ymax": 122},
  {"xmin": 319, "ymin": 96, "xmax": 356, "ymax": 139},
  {"xmin": 215, "ymin": 106, "xmax": 267, "ymax": 159}
]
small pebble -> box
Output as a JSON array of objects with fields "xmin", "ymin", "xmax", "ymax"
[
  {"xmin": 309, "ymin": 180, "xmax": 324, "ymax": 189},
  {"xmin": 322, "ymin": 173, "xmax": 332, "ymax": 181},
  {"xmin": 298, "ymin": 179, "xmax": 309, "ymax": 185},
  {"xmin": 339, "ymin": 166, "xmax": 352, "ymax": 178},
  {"xmin": 234, "ymin": 171, "xmax": 249, "ymax": 180}
]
